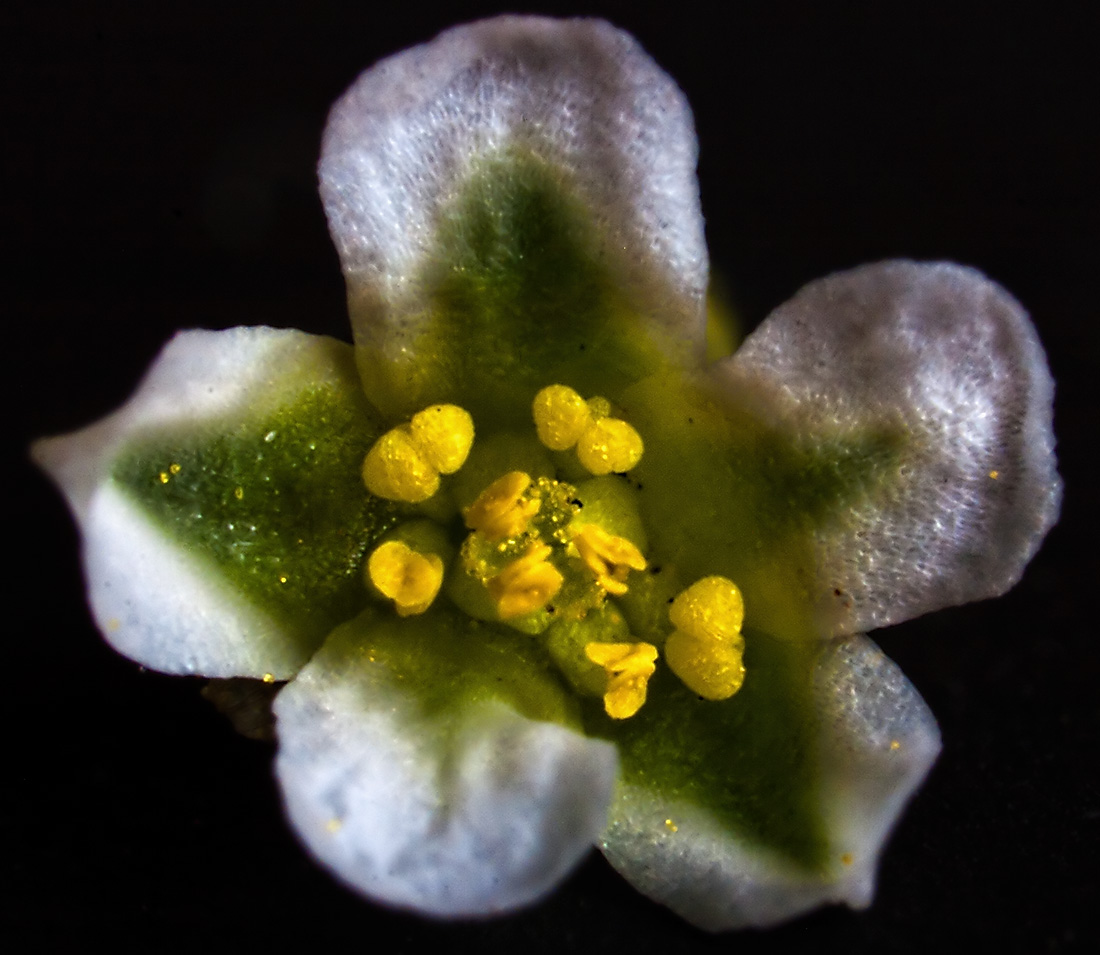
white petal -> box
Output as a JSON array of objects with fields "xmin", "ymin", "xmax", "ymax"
[
  {"xmin": 721, "ymin": 261, "xmax": 1061, "ymax": 633},
  {"xmin": 32, "ymin": 326, "xmax": 362, "ymax": 678},
  {"xmin": 320, "ymin": 16, "xmax": 706, "ymax": 349},
  {"xmin": 600, "ymin": 635, "xmax": 940, "ymax": 931},
  {"xmin": 273, "ymin": 625, "xmax": 618, "ymax": 917}
]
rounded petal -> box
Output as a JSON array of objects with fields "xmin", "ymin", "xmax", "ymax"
[
  {"xmin": 320, "ymin": 16, "xmax": 707, "ymax": 412},
  {"xmin": 32, "ymin": 327, "xmax": 394, "ymax": 679},
  {"xmin": 600, "ymin": 635, "xmax": 940, "ymax": 931},
  {"xmin": 274, "ymin": 615, "xmax": 618, "ymax": 917},
  {"xmin": 720, "ymin": 261, "xmax": 1062, "ymax": 633}
]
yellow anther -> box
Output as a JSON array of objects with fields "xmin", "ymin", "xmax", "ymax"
[
  {"xmin": 575, "ymin": 417, "xmax": 644, "ymax": 475},
  {"xmin": 362, "ymin": 404, "xmax": 474, "ymax": 503},
  {"xmin": 488, "ymin": 542, "xmax": 563, "ymax": 619},
  {"xmin": 367, "ymin": 540, "xmax": 444, "ymax": 616},
  {"xmin": 533, "ymin": 385, "xmax": 592, "ymax": 451},
  {"xmin": 665, "ymin": 576, "xmax": 746, "ymax": 701},
  {"xmin": 463, "ymin": 471, "xmax": 541, "ymax": 541},
  {"xmin": 409, "ymin": 404, "xmax": 475, "ymax": 474},
  {"xmin": 664, "ymin": 630, "xmax": 745, "ymax": 700},
  {"xmin": 362, "ymin": 428, "xmax": 440, "ymax": 503},
  {"xmin": 571, "ymin": 524, "xmax": 646, "ymax": 595},
  {"xmin": 669, "ymin": 576, "xmax": 744, "ymax": 644},
  {"xmin": 585, "ymin": 642, "xmax": 658, "ymax": 719}
]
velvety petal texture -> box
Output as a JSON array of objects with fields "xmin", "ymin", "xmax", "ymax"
[
  {"xmin": 274, "ymin": 610, "xmax": 618, "ymax": 916},
  {"xmin": 722, "ymin": 261, "xmax": 1061, "ymax": 633},
  {"xmin": 320, "ymin": 16, "xmax": 707, "ymax": 419},
  {"xmin": 600, "ymin": 635, "xmax": 940, "ymax": 930},
  {"xmin": 33, "ymin": 327, "xmax": 396, "ymax": 678}
]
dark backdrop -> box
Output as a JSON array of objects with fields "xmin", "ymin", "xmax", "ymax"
[{"xmin": 8, "ymin": 2, "xmax": 1097, "ymax": 951}]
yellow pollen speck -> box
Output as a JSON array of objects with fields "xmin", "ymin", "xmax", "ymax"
[
  {"xmin": 571, "ymin": 524, "xmax": 646, "ymax": 595},
  {"xmin": 840, "ymin": 852, "xmax": 854, "ymax": 866},
  {"xmin": 464, "ymin": 471, "xmax": 541, "ymax": 541},
  {"xmin": 326, "ymin": 818, "xmax": 343, "ymax": 833},
  {"xmin": 989, "ymin": 470, "xmax": 1000, "ymax": 479},
  {"xmin": 488, "ymin": 542, "xmax": 563, "ymax": 619},
  {"xmin": 278, "ymin": 575, "xmax": 288, "ymax": 584},
  {"xmin": 234, "ymin": 486, "xmax": 244, "ymax": 500},
  {"xmin": 890, "ymin": 739, "xmax": 901, "ymax": 751},
  {"xmin": 158, "ymin": 471, "xmax": 169, "ymax": 484},
  {"xmin": 368, "ymin": 540, "xmax": 444, "ymax": 616},
  {"xmin": 585, "ymin": 642, "xmax": 658, "ymax": 719},
  {"xmin": 665, "ymin": 576, "xmax": 746, "ymax": 701},
  {"xmin": 575, "ymin": 417, "xmax": 644, "ymax": 475},
  {"xmin": 664, "ymin": 818, "xmax": 678, "ymax": 833},
  {"xmin": 106, "ymin": 618, "xmax": 120, "ymax": 632},
  {"xmin": 533, "ymin": 384, "xmax": 591, "ymax": 450},
  {"xmin": 262, "ymin": 673, "xmax": 275, "ymax": 684},
  {"xmin": 169, "ymin": 463, "xmax": 181, "ymax": 475}
]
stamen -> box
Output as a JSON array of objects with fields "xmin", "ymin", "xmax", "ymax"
[
  {"xmin": 362, "ymin": 403, "xmax": 474, "ymax": 502},
  {"xmin": 665, "ymin": 576, "xmax": 746, "ymax": 701},
  {"xmin": 585, "ymin": 641, "xmax": 658, "ymax": 719},
  {"xmin": 575, "ymin": 417, "xmax": 644, "ymax": 475},
  {"xmin": 362, "ymin": 428, "xmax": 439, "ymax": 503},
  {"xmin": 571, "ymin": 524, "xmax": 646, "ymax": 595},
  {"xmin": 463, "ymin": 471, "xmax": 541, "ymax": 541},
  {"xmin": 533, "ymin": 385, "xmax": 591, "ymax": 450},
  {"xmin": 367, "ymin": 540, "xmax": 444, "ymax": 616},
  {"xmin": 409, "ymin": 404, "xmax": 475, "ymax": 474},
  {"xmin": 488, "ymin": 542, "xmax": 563, "ymax": 619}
]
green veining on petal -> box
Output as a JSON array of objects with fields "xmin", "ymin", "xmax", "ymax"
[
  {"xmin": 589, "ymin": 626, "xmax": 827, "ymax": 870},
  {"xmin": 327, "ymin": 605, "xmax": 580, "ymax": 732},
  {"xmin": 111, "ymin": 383, "xmax": 399, "ymax": 654},
  {"xmin": 357, "ymin": 149, "xmax": 680, "ymax": 424}
]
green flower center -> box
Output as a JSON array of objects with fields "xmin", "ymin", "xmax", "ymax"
[{"xmin": 362, "ymin": 383, "xmax": 746, "ymax": 719}]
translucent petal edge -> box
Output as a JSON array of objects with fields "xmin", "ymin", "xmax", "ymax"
[
  {"xmin": 32, "ymin": 326, "xmax": 357, "ymax": 678},
  {"xmin": 273, "ymin": 641, "xmax": 619, "ymax": 916},
  {"xmin": 320, "ymin": 15, "xmax": 707, "ymax": 347},
  {"xmin": 600, "ymin": 634, "xmax": 940, "ymax": 931}
]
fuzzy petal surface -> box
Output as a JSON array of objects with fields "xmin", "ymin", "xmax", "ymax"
[
  {"xmin": 720, "ymin": 261, "xmax": 1061, "ymax": 633},
  {"xmin": 274, "ymin": 608, "xmax": 618, "ymax": 916},
  {"xmin": 33, "ymin": 327, "xmax": 397, "ymax": 678},
  {"xmin": 600, "ymin": 634, "xmax": 940, "ymax": 931}
]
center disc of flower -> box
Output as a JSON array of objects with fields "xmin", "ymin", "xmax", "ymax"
[{"xmin": 359, "ymin": 386, "xmax": 747, "ymax": 719}]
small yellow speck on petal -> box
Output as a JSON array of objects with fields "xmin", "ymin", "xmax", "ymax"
[
  {"xmin": 169, "ymin": 463, "xmax": 181, "ymax": 475},
  {"xmin": 575, "ymin": 417, "xmax": 644, "ymax": 475},
  {"xmin": 585, "ymin": 641, "xmax": 658, "ymax": 719},
  {"xmin": 409, "ymin": 404, "xmax": 475, "ymax": 474},
  {"xmin": 463, "ymin": 471, "xmax": 541, "ymax": 541},
  {"xmin": 158, "ymin": 471, "xmax": 169, "ymax": 484},
  {"xmin": 571, "ymin": 524, "xmax": 646, "ymax": 595},
  {"xmin": 106, "ymin": 618, "xmax": 120, "ymax": 632},
  {"xmin": 840, "ymin": 852, "xmax": 854, "ymax": 866},
  {"xmin": 488, "ymin": 542, "xmax": 563, "ymax": 619},
  {"xmin": 664, "ymin": 818, "xmax": 679, "ymax": 833},
  {"xmin": 533, "ymin": 384, "xmax": 591, "ymax": 450},
  {"xmin": 326, "ymin": 818, "xmax": 343, "ymax": 833},
  {"xmin": 234, "ymin": 486, "xmax": 244, "ymax": 500},
  {"xmin": 278, "ymin": 575, "xmax": 288, "ymax": 584},
  {"xmin": 890, "ymin": 739, "xmax": 901, "ymax": 751},
  {"xmin": 368, "ymin": 540, "xmax": 445, "ymax": 616},
  {"xmin": 989, "ymin": 470, "xmax": 1000, "ymax": 479},
  {"xmin": 362, "ymin": 427, "xmax": 440, "ymax": 503},
  {"xmin": 262, "ymin": 673, "xmax": 275, "ymax": 684}
]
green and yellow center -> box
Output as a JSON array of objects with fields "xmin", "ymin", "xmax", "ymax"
[{"xmin": 358, "ymin": 384, "xmax": 748, "ymax": 718}]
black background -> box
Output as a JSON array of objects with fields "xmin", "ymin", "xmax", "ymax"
[{"xmin": 7, "ymin": 1, "xmax": 1098, "ymax": 951}]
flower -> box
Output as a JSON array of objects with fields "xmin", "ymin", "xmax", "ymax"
[{"xmin": 31, "ymin": 16, "xmax": 1061, "ymax": 931}]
